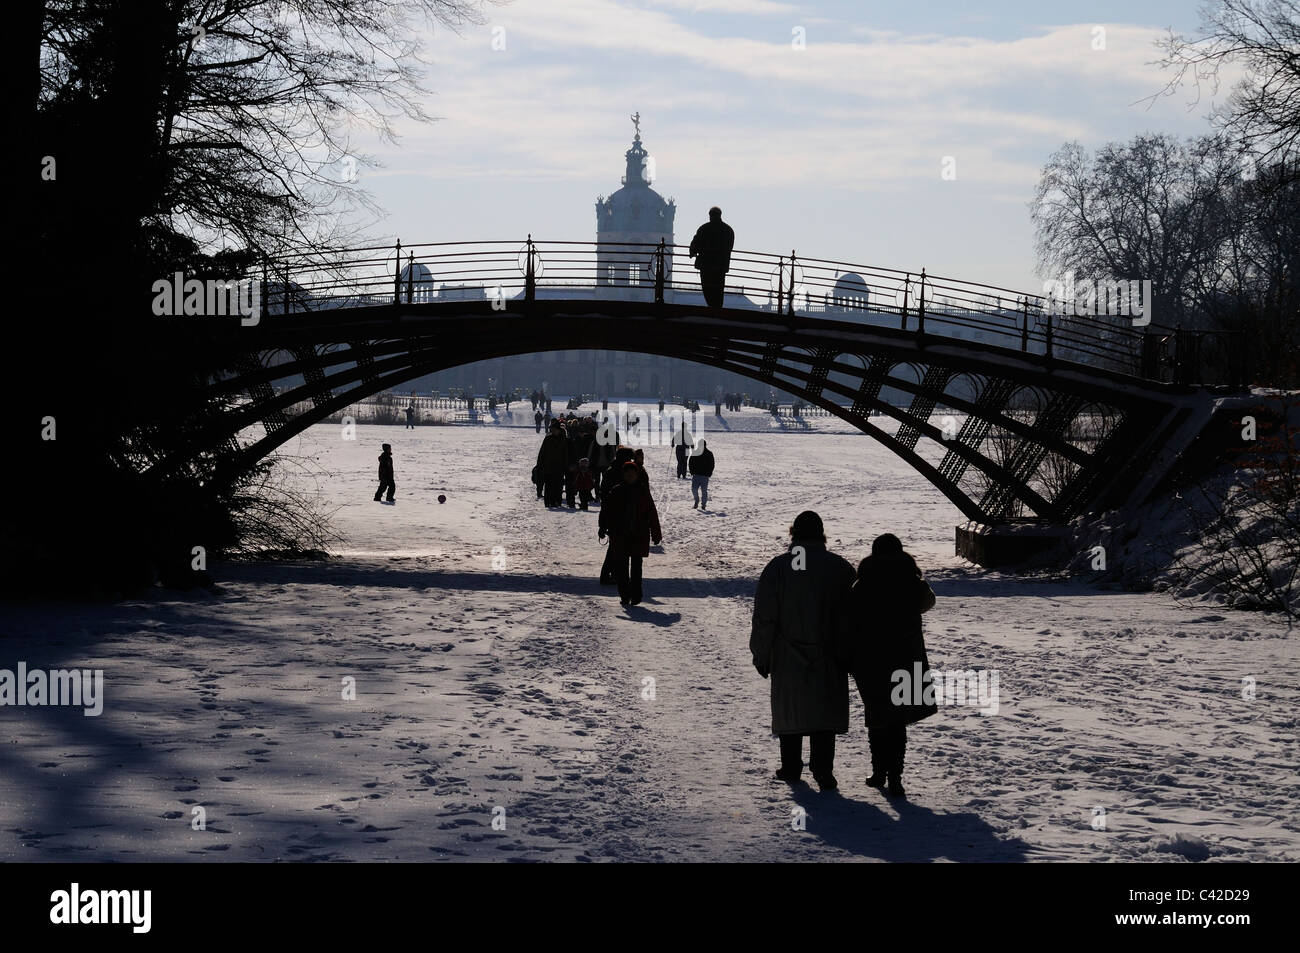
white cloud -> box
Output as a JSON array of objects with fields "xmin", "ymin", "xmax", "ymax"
[
  {"xmin": 342, "ymin": 1, "xmax": 1246, "ymax": 283},
  {"xmin": 645, "ymin": 0, "xmax": 799, "ymax": 14}
]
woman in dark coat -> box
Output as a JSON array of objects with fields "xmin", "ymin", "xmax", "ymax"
[
  {"xmin": 842, "ymin": 533, "xmax": 937, "ymax": 797},
  {"xmin": 535, "ymin": 420, "xmax": 571, "ymax": 507},
  {"xmin": 598, "ymin": 461, "xmax": 662, "ymax": 606}
]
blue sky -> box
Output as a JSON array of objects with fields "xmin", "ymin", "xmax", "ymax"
[{"xmin": 339, "ymin": 0, "xmax": 1230, "ymax": 291}]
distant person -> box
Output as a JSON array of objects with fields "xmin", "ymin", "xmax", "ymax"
[
  {"xmin": 598, "ymin": 460, "xmax": 662, "ymax": 607},
  {"xmin": 688, "ymin": 439, "xmax": 714, "ymax": 509},
  {"xmin": 373, "ymin": 443, "xmax": 395, "ymax": 503},
  {"xmin": 589, "ymin": 431, "xmax": 616, "ymax": 503},
  {"xmin": 565, "ymin": 423, "xmax": 586, "ymax": 508},
  {"xmin": 573, "ymin": 458, "xmax": 595, "ymax": 510},
  {"xmin": 688, "ymin": 206, "xmax": 735, "ymax": 309},
  {"xmin": 405, "ymin": 404, "xmax": 415, "ymax": 429},
  {"xmin": 841, "ymin": 533, "xmax": 937, "ymax": 798},
  {"xmin": 672, "ymin": 428, "xmax": 689, "ymax": 479},
  {"xmin": 633, "ymin": 447, "xmax": 650, "ymax": 494},
  {"xmin": 750, "ymin": 511, "xmax": 855, "ymax": 790},
  {"xmin": 536, "ymin": 419, "xmax": 570, "ymax": 507},
  {"xmin": 534, "ymin": 410, "xmax": 543, "ymax": 433}
]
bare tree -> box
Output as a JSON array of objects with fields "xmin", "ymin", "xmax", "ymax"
[
  {"xmin": 1153, "ymin": 0, "xmax": 1300, "ymax": 179},
  {"xmin": 14, "ymin": 0, "xmax": 502, "ymax": 593},
  {"xmin": 39, "ymin": 0, "xmax": 499, "ymax": 263},
  {"xmin": 1030, "ymin": 135, "xmax": 1242, "ymax": 333}
]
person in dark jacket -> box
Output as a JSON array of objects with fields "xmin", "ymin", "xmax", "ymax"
[
  {"xmin": 687, "ymin": 439, "xmax": 715, "ymax": 509},
  {"xmin": 573, "ymin": 458, "xmax": 596, "ymax": 510},
  {"xmin": 750, "ymin": 511, "xmax": 855, "ymax": 790},
  {"xmin": 599, "ymin": 445, "xmax": 635, "ymax": 585},
  {"xmin": 534, "ymin": 410, "xmax": 543, "ymax": 433},
  {"xmin": 536, "ymin": 420, "xmax": 570, "ymax": 507},
  {"xmin": 688, "ymin": 206, "xmax": 735, "ymax": 309},
  {"xmin": 672, "ymin": 428, "xmax": 689, "ymax": 479},
  {"xmin": 373, "ymin": 443, "xmax": 395, "ymax": 502},
  {"xmin": 588, "ymin": 432, "xmax": 616, "ymax": 503},
  {"xmin": 598, "ymin": 461, "xmax": 662, "ymax": 606},
  {"xmin": 632, "ymin": 448, "xmax": 650, "ymax": 494},
  {"xmin": 842, "ymin": 533, "xmax": 937, "ymax": 798},
  {"xmin": 565, "ymin": 424, "xmax": 586, "ymax": 508}
]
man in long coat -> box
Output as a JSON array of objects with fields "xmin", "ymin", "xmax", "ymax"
[
  {"xmin": 750, "ymin": 510, "xmax": 855, "ymax": 789},
  {"xmin": 535, "ymin": 420, "xmax": 570, "ymax": 507}
]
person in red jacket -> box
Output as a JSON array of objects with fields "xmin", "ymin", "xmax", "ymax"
[{"xmin": 598, "ymin": 461, "xmax": 662, "ymax": 606}]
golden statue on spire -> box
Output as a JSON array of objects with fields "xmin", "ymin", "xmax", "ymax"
[{"xmin": 631, "ymin": 111, "xmax": 641, "ymax": 139}]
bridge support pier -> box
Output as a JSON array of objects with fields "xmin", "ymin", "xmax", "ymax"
[{"xmin": 955, "ymin": 522, "xmax": 1071, "ymax": 568}]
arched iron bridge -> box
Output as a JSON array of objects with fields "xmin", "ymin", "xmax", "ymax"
[{"xmin": 162, "ymin": 238, "xmax": 1244, "ymax": 533}]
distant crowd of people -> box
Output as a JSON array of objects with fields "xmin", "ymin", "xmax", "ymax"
[{"xmin": 531, "ymin": 413, "xmax": 719, "ymax": 606}]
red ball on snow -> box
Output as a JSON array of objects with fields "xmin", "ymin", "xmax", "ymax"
[{"xmin": 438, "ymin": 494, "xmax": 447, "ymax": 504}]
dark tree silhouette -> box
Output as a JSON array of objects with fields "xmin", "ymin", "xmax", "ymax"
[
  {"xmin": 1031, "ymin": 134, "xmax": 1298, "ymax": 386},
  {"xmin": 5, "ymin": 0, "xmax": 499, "ymax": 593}
]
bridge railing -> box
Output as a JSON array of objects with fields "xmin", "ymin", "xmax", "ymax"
[{"xmin": 253, "ymin": 239, "xmax": 1231, "ymax": 383}]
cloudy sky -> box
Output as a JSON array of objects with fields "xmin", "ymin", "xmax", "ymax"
[{"xmin": 344, "ymin": 0, "xmax": 1231, "ymax": 291}]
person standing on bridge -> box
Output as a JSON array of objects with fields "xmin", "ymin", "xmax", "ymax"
[
  {"xmin": 750, "ymin": 511, "xmax": 855, "ymax": 790},
  {"xmin": 373, "ymin": 443, "xmax": 396, "ymax": 503},
  {"xmin": 688, "ymin": 206, "xmax": 735, "ymax": 309}
]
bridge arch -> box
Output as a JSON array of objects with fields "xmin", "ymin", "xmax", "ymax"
[
  {"xmin": 179, "ymin": 303, "xmax": 1178, "ymax": 527},
  {"xmin": 157, "ymin": 236, "xmax": 1219, "ymax": 533}
]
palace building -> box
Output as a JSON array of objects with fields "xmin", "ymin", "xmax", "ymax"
[{"xmin": 408, "ymin": 116, "xmax": 756, "ymax": 401}]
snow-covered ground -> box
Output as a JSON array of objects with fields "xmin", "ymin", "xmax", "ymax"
[{"xmin": 1, "ymin": 406, "xmax": 1296, "ymax": 862}]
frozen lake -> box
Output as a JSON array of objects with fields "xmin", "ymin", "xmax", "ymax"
[{"xmin": 1, "ymin": 410, "xmax": 1296, "ymax": 862}]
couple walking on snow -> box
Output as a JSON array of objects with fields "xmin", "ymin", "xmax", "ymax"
[{"xmin": 750, "ymin": 511, "xmax": 937, "ymax": 798}]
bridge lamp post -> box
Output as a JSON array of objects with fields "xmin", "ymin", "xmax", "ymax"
[
  {"xmin": 770, "ymin": 256, "xmax": 804, "ymax": 320},
  {"xmin": 518, "ymin": 236, "xmax": 544, "ymax": 304},
  {"xmin": 917, "ymin": 268, "xmax": 926, "ymax": 338}
]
